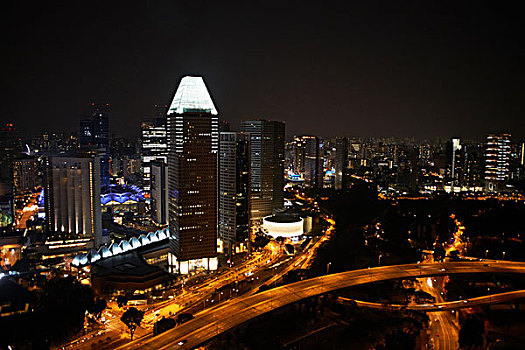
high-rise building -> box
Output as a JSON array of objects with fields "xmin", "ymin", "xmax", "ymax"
[
  {"xmin": 520, "ymin": 142, "xmax": 525, "ymax": 166},
  {"xmin": 150, "ymin": 161, "xmax": 168, "ymax": 226},
  {"xmin": 450, "ymin": 138, "xmax": 462, "ymax": 188},
  {"xmin": 303, "ymin": 136, "xmax": 322, "ymax": 188},
  {"xmin": 334, "ymin": 137, "xmax": 348, "ymax": 190},
  {"xmin": 13, "ymin": 157, "xmax": 39, "ymax": 195},
  {"xmin": 292, "ymin": 136, "xmax": 306, "ymax": 175},
  {"xmin": 141, "ymin": 113, "xmax": 168, "ymax": 191},
  {"xmin": 44, "ymin": 154, "xmax": 105, "ymax": 248},
  {"xmin": 79, "ymin": 104, "xmax": 110, "ymax": 188},
  {"xmin": 0, "ymin": 123, "xmax": 22, "ymax": 194},
  {"xmin": 219, "ymin": 132, "xmax": 251, "ymax": 255},
  {"xmin": 241, "ymin": 120, "xmax": 285, "ymax": 225},
  {"xmin": 167, "ymin": 76, "xmax": 219, "ymax": 274},
  {"xmin": 484, "ymin": 133, "xmax": 511, "ymax": 192}
]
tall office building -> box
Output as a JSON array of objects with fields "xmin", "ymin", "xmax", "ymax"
[
  {"xmin": 141, "ymin": 113, "xmax": 168, "ymax": 191},
  {"xmin": 167, "ymin": 76, "xmax": 219, "ymax": 274},
  {"xmin": 241, "ymin": 120, "xmax": 285, "ymax": 225},
  {"xmin": 484, "ymin": 133, "xmax": 511, "ymax": 192},
  {"xmin": 79, "ymin": 104, "xmax": 110, "ymax": 188},
  {"xmin": 44, "ymin": 154, "xmax": 105, "ymax": 248},
  {"xmin": 292, "ymin": 136, "xmax": 306, "ymax": 175},
  {"xmin": 13, "ymin": 156, "xmax": 39, "ymax": 195},
  {"xmin": 150, "ymin": 161, "xmax": 168, "ymax": 226},
  {"xmin": 334, "ymin": 137, "xmax": 348, "ymax": 190},
  {"xmin": 450, "ymin": 138, "xmax": 462, "ymax": 188},
  {"xmin": 219, "ymin": 132, "xmax": 251, "ymax": 255},
  {"xmin": 0, "ymin": 123, "xmax": 22, "ymax": 194},
  {"xmin": 520, "ymin": 142, "xmax": 525, "ymax": 166},
  {"xmin": 303, "ymin": 135, "xmax": 322, "ymax": 188}
]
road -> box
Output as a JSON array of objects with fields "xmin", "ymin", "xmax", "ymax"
[
  {"xmin": 420, "ymin": 276, "xmax": 458, "ymax": 350},
  {"xmin": 338, "ymin": 289, "xmax": 525, "ymax": 312},
  {"xmin": 117, "ymin": 260, "xmax": 525, "ymax": 350},
  {"xmin": 247, "ymin": 215, "xmax": 334, "ymax": 294},
  {"xmin": 56, "ymin": 242, "xmax": 283, "ymax": 350},
  {"xmin": 14, "ymin": 191, "xmax": 40, "ymax": 229}
]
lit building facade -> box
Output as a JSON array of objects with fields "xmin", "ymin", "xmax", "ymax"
[
  {"xmin": 44, "ymin": 155, "xmax": 106, "ymax": 248},
  {"xmin": 334, "ymin": 137, "xmax": 348, "ymax": 190},
  {"xmin": 241, "ymin": 120, "xmax": 285, "ymax": 225},
  {"xmin": 141, "ymin": 111, "xmax": 168, "ymax": 191},
  {"xmin": 219, "ymin": 132, "xmax": 251, "ymax": 255},
  {"xmin": 150, "ymin": 161, "xmax": 168, "ymax": 226},
  {"xmin": 0, "ymin": 123, "xmax": 22, "ymax": 194},
  {"xmin": 79, "ymin": 104, "xmax": 110, "ymax": 188},
  {"xmin": 292, "ymin": 136, "xmax": 306, "ymax": 175},
  {"xmin": 167, "ymin": 76, "xmax": 218, "ymax": 274},
  {"xmin": 484, "ymin": 133, "xmax": 511, "ymax": 192},
  {"xmin": 13, "ymin": 157, "xmax": 39, "ymax": 195},
  {"xmin": 303, "ymin": 135, "xmax": 322, "ymax": 188}
]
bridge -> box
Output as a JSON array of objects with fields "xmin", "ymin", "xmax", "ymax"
[
  {"xmin": 339, "ymin": 289, "xmax": 525, "ymax": 312},
  {"xmin": 117, "ymin": 261, "xmax": 525, "ymax": 350}
]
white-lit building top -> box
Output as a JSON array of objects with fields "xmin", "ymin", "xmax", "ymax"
[{"xmin": 168, "ymin": 76, "xmax": 218, "ymax": 115}]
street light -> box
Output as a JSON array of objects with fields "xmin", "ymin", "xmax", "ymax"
[
  {"xmin": 485, "ymin": 249, "xmax": 489, "ymax": 258},
  {"xmin": 378, "ymin": 254, "xmax": 383, "ymax": 266},
  {"xmin": 326, "ymin": 262, "xmax": 331, "ymax": 275},
  {"xmin": 503, "ymin": 251, "xmax": 506, "ymax": 259}
]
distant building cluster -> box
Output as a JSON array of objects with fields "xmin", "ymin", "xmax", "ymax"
[
  {"xmin": 1, "ymin": 75, "xmax": 524, "ymax": 284},
  {"xmin": 285, "ymin": 133, "xmax": 524, "ymax": 195}
]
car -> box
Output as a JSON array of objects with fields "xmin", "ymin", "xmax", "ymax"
[
  {"xmin": 463, "ymin": 300, "xmax": 468, "ymax": 303},
  {"xmin": 178, "ymin": 339, "xmax": 187, "ymax": 345}
]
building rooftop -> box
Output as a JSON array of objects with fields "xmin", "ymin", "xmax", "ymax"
[
  {"xmin": 168, "ymin": 76, "xmax": 218, "ymax": 115},
  {"xmin": 264, "ymin": 213, "xmax": 302, "ymax": 224}
]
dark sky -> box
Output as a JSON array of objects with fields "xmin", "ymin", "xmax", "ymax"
[{"xmin": 2, "ymin": 1, "xmax": 524, "ymax": 140}]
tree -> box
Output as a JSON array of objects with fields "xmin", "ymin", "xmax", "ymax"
[
  {"xmin": 89, "ymin": 298, "xmax": 107, "ymax": 319},
  {"xmin": 449, "ymin": 250, "xmax": 460, "ymax": 261},
  {"xmin": 253, "ymin": 235, "xmax": 269, "ymax": 249},
  {"xmin": 433, "ymin": 245, "xmax": 446, "ymax": 262},
  {"xmin": 459, "ymin": 315, "xmax": 484, "ymax": 349},
  {"xmin": 39, "ymin": 276, "xmax": 95, "ymax": 341},
  {"xmin": 117, "ymin": 295, "xmax": 128, "ymax": 307},
  {"xmin": 121, "ymin": 307, "xmax": 144, "ymax": 341}
]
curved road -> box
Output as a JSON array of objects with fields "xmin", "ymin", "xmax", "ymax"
[
  {"xmin": 117, "ymin": 260, "xmax": 525, "ymax": 350},
  {"xmin": 339, "ymin": 289, "xmax": 525, "ymax": 312}
]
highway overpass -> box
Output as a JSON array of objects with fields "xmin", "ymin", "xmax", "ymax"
[
  {"xmin": 117, "ymin": 261, "xmax": 525, "ymax": 350},
  {"xmin": 339, "ymin": 289, "xmax": 525, "ymax": 312}
]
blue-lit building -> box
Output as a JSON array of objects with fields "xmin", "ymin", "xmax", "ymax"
[{"xmin": 101, "ymin": 184, "xmax": 146, "ymax": 214}]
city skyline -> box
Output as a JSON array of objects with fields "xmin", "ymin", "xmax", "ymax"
[
  {"xmin": 2, "ymin": 3, "xmax": 525, "ymax": 350},
  {"xmin": 2, "ymin": 1, "xmax": 524, "ymax": 139}
]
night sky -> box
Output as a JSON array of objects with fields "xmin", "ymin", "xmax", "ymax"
[{"xmin": 2, "ymin": 1, "xmax": 524, "ymax": 140}]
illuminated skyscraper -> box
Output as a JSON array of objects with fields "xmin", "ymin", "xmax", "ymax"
[
  {"xmin": 520, "ymin": 142, "xmax": 525, "ymax": 166},
  {"xmin": 335, "ymin": 137, "xmax": 348, "ymax": 190},
  {"xmin": 44, "ymin": 154, "xmax": 105, "ymax": 248},
  {"xmin": 0, "ymin": 123, "xmax": 22, "ymax": 194},
  {"xmin": 167, "ymin": 76, "xmax": 218, "ymax": 274},
  {"xmin": 292, "ymin": 136, "xmax": 305, "ymax": 175},
  {"xmin": 303, "ymin": 135, "xmax": 322, "ymax": 188},
  {"xmin": 219, "ymin": 132, "xmax": 251, "ymax": 255},
  {"xmin": 141, "ymin": 109, "xmax": 168, "ymax": 191},
  {"xmin": 484, "ymin": 133, "xmax": 511, "ymax": 192},
  {"xmin": 241, "ymin": 120, "xmax": 285, "ymax": 225},
  {"xmin": 450, "ymin": 138, "xmax": 462, "ymax": 188},
  {"xmin": 13, "ymin": 156, "xmax": 39, "ymax": 195},
  {"xmin": 79, "ymin": 104, "xmax": 110, "ymax": 188},
  {"xmin": 150, "ymin": 161, "xmax": 168, "ymax": 225}
]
